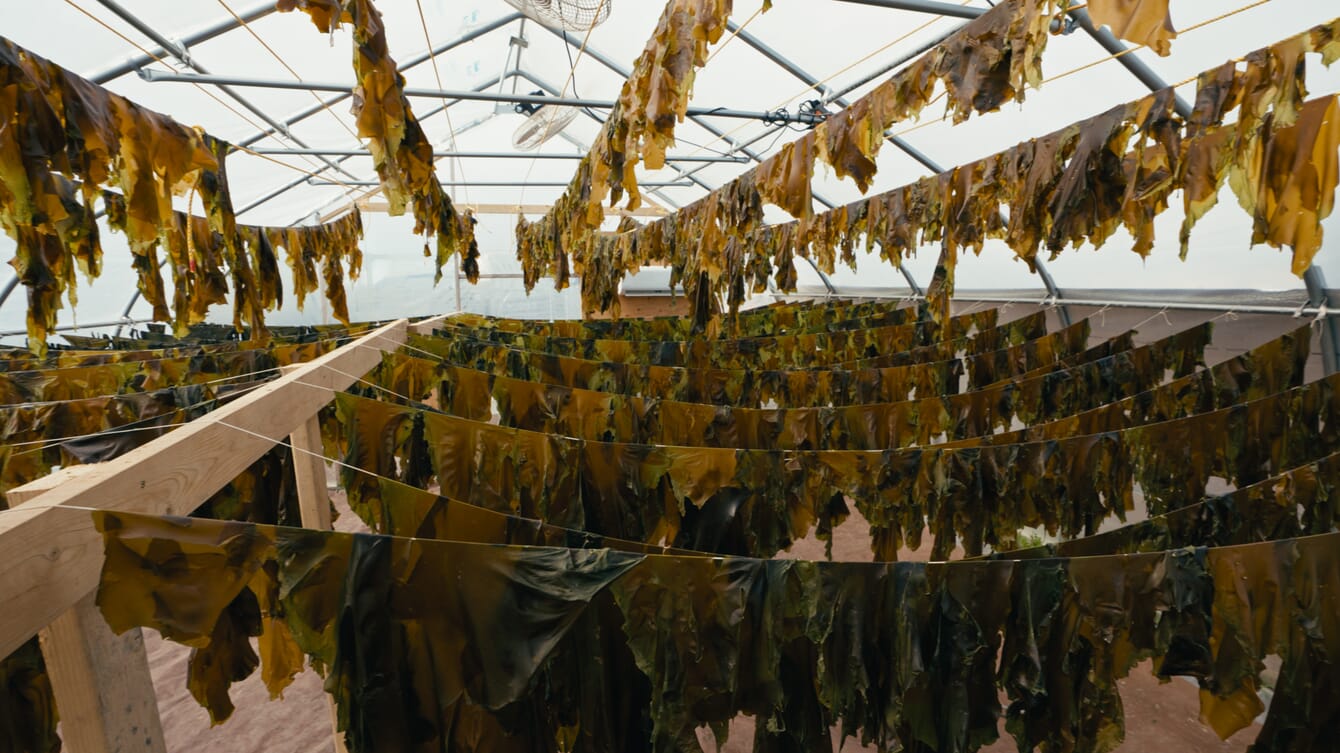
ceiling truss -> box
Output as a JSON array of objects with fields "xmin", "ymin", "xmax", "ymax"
[{"xmin": 0, "ymin": 1, "xmax": 1330, "ymax": 340}]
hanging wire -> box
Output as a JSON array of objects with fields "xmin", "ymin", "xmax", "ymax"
[
  {"xmin": 62, "ymin": 0, "xmax": 374, "ymax": 217},
  {"xmin": 7, "ymin": 421, "xmax": 195, "ymax": 455},
  {"xmin": 214, "ymin": 416, "xmax": 405, "ymax": 489},
  {"xmin": 517, "ymin": 0, "xmax": 609, "ymax": 210},
  {"xmin": 66, "ymin": 1, "xmax": 280, "ymax": 140},
  {"xmin": 213, "ymin": 0, "xmax": 376, "ymax": 213},
  {"xmin": 891, "ymin": 0, "xmax": 1271, "ymax": 140},
  {"xmin": 1093, "ymin": 302, "xmax": 1112, "ymax": 327},
  {"xmin": 5, "ymin": 377, "xmax": 282, "ymax": 456},
  {"xmin": 214, "ymin": 0, "xmax": 362, "ymax": 142},
  {"xmin": 1049, "ymin": 0, "xmax": 1270, "ymax": 87},
  {"xmin": 230, "ymin": 142, "xmax": 366, "ymax": 192},
  {"xmin": 1129, "ymin": 307, "xmax": 1173, "ymax": 331},
  {"xmin": 384, "ymin": 337, "xmax": 451, "ymax": 363},
  {"xmin": 705, "ymin": 5, "xmax": 765, "ymax": 64},
  {"xmin": 413, "ymin": 0, "xmax": 472, "ymax": 206},
  {"xmin": 63, "ymin": 0, "xmax": 336, "ymax": 180},
  {"xmin": 309, "ymin": 362, "xmax": 418, "ymax": 404},
  {"xmin": 683, "ymin": 0, "xmax": 976, "ymax": 159},
  {"xmin": 555, "ymin": 0, "xmax": 605, "ymax": 100}
]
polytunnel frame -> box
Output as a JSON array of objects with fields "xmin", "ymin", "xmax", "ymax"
[{"xmin": 0, "ymin": 0, "xmax": 1335, "ymax": 373}]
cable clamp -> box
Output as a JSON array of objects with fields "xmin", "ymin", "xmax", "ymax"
[{"xmin": 170, "ymin": 39, "xmax": 192, "ymax": 68}]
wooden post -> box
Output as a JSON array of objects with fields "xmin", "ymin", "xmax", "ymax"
[
  {"xmin": 0, "ymin": 319, "xmax": 408, "ymax": 753},
  {"xmin": 287, "ymin": 414, "xmax": 348, "ymax": 753},
  {"xmin": 38, "ymin": 595, "xmax": 166, "ymax": 753},
  {"xmin": 10, "ymin": 473, "xmax": 166, "ymax": 753},
  {"xmin": 0, "ymin": 319, "xmax": 408, "ymax": 660},
  {"xmin": 289, "ymin": 414, "xmax": 332, "ymax": 531}
]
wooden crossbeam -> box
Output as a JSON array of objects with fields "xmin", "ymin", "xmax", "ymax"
[
  {"xmin": 409, "ymin": 314, "xmax": 450, "ymax": 335},
  {"xmin": 0, "ymin": 318, "xmax": 408, "ymax": 659}
]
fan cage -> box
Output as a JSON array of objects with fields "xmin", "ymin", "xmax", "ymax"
[
  {"xmin": 514, "ymin": 105, "xmax": 580, "ymax": 150},
  {"xmin": 502, "ymin": 0, "xmax": 612, "ymax": 32}
]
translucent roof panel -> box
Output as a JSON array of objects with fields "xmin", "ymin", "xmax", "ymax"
[{"xmin": 0, "ymin": 0, "xmax": 1336, "ymax": 338}]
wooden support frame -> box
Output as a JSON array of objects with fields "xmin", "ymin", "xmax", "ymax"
[
  {"xmin": 37, "ymin": 594, "xmax": 167, "ymax": 753},
  {"xmin": 287, "ymin": 412, "xmax": 349, "ymax": 753},
  {"xmin": 9, "ymin": 475, "xmax": 167, "ymax": 753},
  {"xmin": 409, "ymin": 314, "xmax": 449, "ymax": 336},
  {"xmin": 290, "ymin": 414, "xmax": 333, "ymax": 530},
  {"xmin": 0, "ymin": 318, "xmax": 406, "ymax": 753}
]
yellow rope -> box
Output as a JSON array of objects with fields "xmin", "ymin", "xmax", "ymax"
[
  {"xmin": 63, "ymin": 0, "xmax": 334, "ymax": 181},
  {"xmin": 684, "ymin": 0, "xmax": 977, "ymax": 159},
  {"xmin": 214, "ymin": 0, "xmax": 363, "ymax": 143},
  {"xmin": 519, "ymin": 0, "xmax": 609, "ymax": 208},
  {"xmin": 230, "ymin": 143, "xmax": 364, "ymax": 192},
  {"xmin": 558, "ymin": 0, "xmax": 608, "ymax": 100},
  {"xmin": 413, "ymin": 0, "xmax": 470, "ymax": 205},
  {"xmin": 706, "ymin": 5, "xmax": 764, "ymax": 64},
  {"xmin": 889, "ymin": 0, "xmax": 1273, "ymax": 139}
]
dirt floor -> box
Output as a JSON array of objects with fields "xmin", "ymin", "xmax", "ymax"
[{"xmin": 140, "ymin": 489, "xmax": 1263, "ymax": 753}]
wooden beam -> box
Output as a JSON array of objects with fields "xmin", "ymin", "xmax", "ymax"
[
  {"xmin": 7, "ymin": 463, "xmax": 96, "ymax": 500},
  {"xmin": 409, "ymin": 314, "xmax": 449, "ymax": 336},
  {"xmin": 290, "ymin": 414, "xmax": 332, "ymax": 531},
  {"xmin": 287, "ymin": 414, "xmax": 348, "ymax": 753},
  {"xmin": 38, "ymin": 594, "xmax": 167, "ymax": 753},
  {"xmin": 355, "ymin": 200, "xmax": 669, "ymax": 218},
  {"xmin": 8, "ymin": 473, "xmax": 166, "ymax": 753},
  {"xmin": 0, "ymin": 318, "xmax": 408, "ymax": 658}
]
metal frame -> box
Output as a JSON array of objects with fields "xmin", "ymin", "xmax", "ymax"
[
  {"xmin": 1305, "ymin": 267, "xmax": 1340, "ymax": 374},
  {"xmin": 88, "ymin": 0, "xmax": 278, "ymax": 84},
  {"xmin": 832, "ymin": 0, "xmax": 986, "ymax": 19},
  {"xmin": 2, "ymin": 2, "xmax": 1322, "ymax": 336},
  {"xmin": 534, "ymin": 30, "xmax": 839, "ymax": 294},
  {"xmin": 306, "ymin": 179, "xmax": 696, "ymax": 188},
  {"xmin": 137, "ymin": 69, "xmax": 833, "ymax": 125},
  {"xmin": 250, "ymin": 148, "xmax": 747, "ymax": 164},
  {"xmin": 94, "ymin": 0, "xmax": 360, "ymax": 182}
]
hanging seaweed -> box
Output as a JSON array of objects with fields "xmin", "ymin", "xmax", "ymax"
[
  {"xmin": 0, "ymin": 639, "xmax": 58, "ymax": 753},
  {"xmin": 372, "ymin": 319, "xmax": 1226, "ymax": 450},
  {"xmin": 447, "ymin": 295, "xmax": 920, "ymax": 340},
  {"xmin": 0, "ymin": 37, "xmax": 224, "ymax": 352},
  {"xmin": 515, "ymin": 15, "xmax": 1338, "ymax": 329},
  {"xmin": 429, "ymin": 308, "xmax": 1036, "ymax": 370},
  {"xmin": 407, "ymin": 318, "xmax": 1093, "ymax": 408},
  {"xmin": 0, "ymin": 36, "xmax": 378, "ymax": 352},
  {"xmin": 92, "ymin": 511, "xmax": 1340, "ymax": 753},
  {"xmin": 514, "ymin": 0, "xmax": 759, "ymax": 307},
  {"xmin": 275, "ymin": 0, "xmax": 477, "ymax": 281},
  {"xmin": 515, "ymin": 0, "xmax": 1130, "ymax": 318},
  {"xmin": 333, "ymin": 354, "xmax": 1340, "ymax": 562}
]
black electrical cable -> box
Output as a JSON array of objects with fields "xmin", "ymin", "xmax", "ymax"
[{"xmin": 561, "ymin": 29, "xmax": 582, "ymax": 97}]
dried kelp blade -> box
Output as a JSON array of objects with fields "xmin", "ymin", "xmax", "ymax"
[{"xmin": 92, "ymin": 511, "xmax": 1340, "ymax": 753}]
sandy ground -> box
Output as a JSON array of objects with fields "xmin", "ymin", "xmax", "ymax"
[{"xmin": 139, "ymin": 487, "xmax": 1262, "ymax": 753}]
